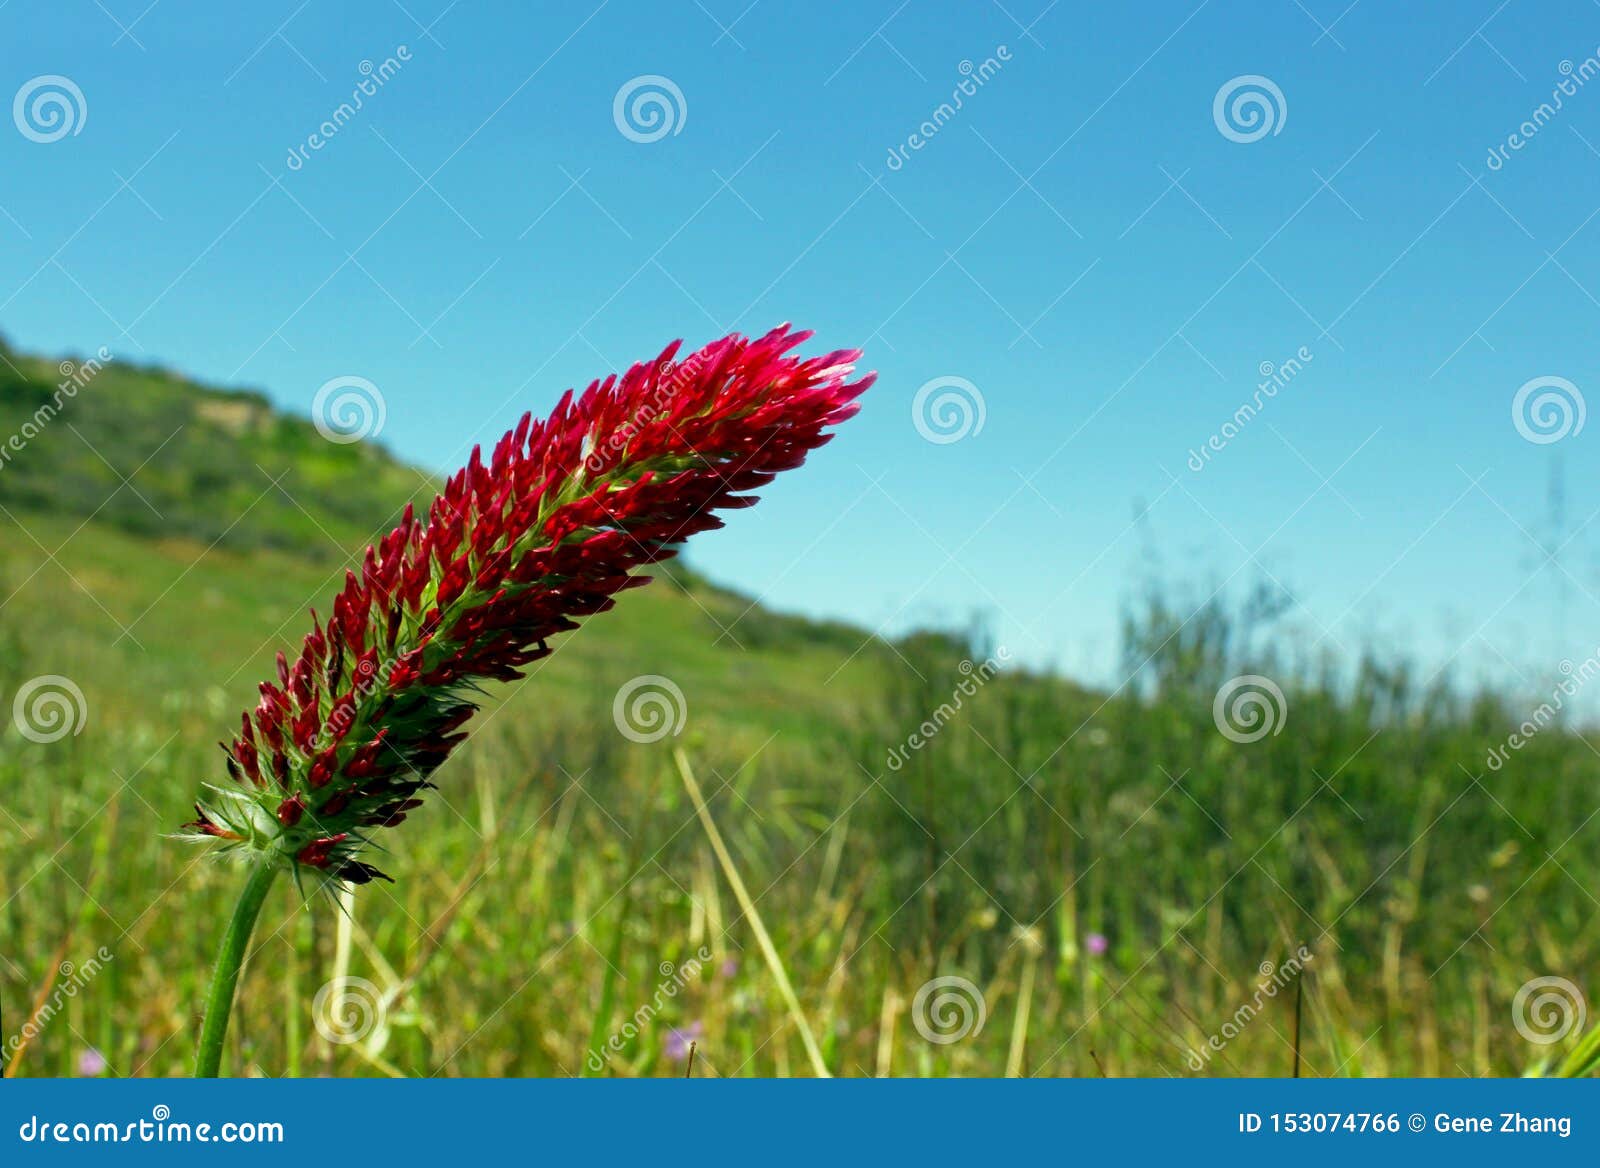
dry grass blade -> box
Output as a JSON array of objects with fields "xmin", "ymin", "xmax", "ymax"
[
  {"xmin": 672, "ymin": 747, "xmax": 830, "ymax": 1078},
  {"xmin": 4, "ymin": 935, "xmax": 74, "ymax": 1078}
]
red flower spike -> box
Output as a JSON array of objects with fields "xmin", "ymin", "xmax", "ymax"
[{"xmin": 181, "ymin": 325, "xmax": 872, "ymax": 886}]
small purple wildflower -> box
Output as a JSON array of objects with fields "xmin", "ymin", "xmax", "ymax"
[
  {"xmin": 664, "ymin": 1020, "xmax": 704, "ymax": 1061},
  {"xmin": 1086, "ymin": 932, "xmax": 1109, "ymax": 956},
  {"xmin": 719, "ymin": 957, "xmax": 739, "ymax": 979},
  {"xmin": 78, "ymin": 1048, "xmax": 107, "ymax": 1077}
]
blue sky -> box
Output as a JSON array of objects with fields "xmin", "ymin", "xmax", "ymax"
[{"xmin": 5, "ymin": 0, "xmax": 1600, "ymax": 693}]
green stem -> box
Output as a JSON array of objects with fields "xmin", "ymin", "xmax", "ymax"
[{"xmin": 194, "ymin": 860, "xmax": 279, "ymax": 1078}]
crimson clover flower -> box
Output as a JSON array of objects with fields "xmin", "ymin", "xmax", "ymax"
[{"xmin": 181, "ymin": 325, "xmax": 872, "ymax": 887}]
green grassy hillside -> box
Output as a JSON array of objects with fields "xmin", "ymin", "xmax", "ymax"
[
  {"xmin": 0, "ymin": 339, "xmax": 427, "ymax": 558},
  {"xmin": 0, "ymin": 344, "xmax": 1596, "ymax": 1080}
]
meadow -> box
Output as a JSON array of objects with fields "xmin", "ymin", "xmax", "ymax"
[{"xmin": 0, "ymin": 344, "xmax": 1596, "ymax": 1078}]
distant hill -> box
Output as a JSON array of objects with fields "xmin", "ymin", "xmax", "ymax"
[{"xmin": 0, "ymin": 341, "xmax": 429, "ymax": 560}]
